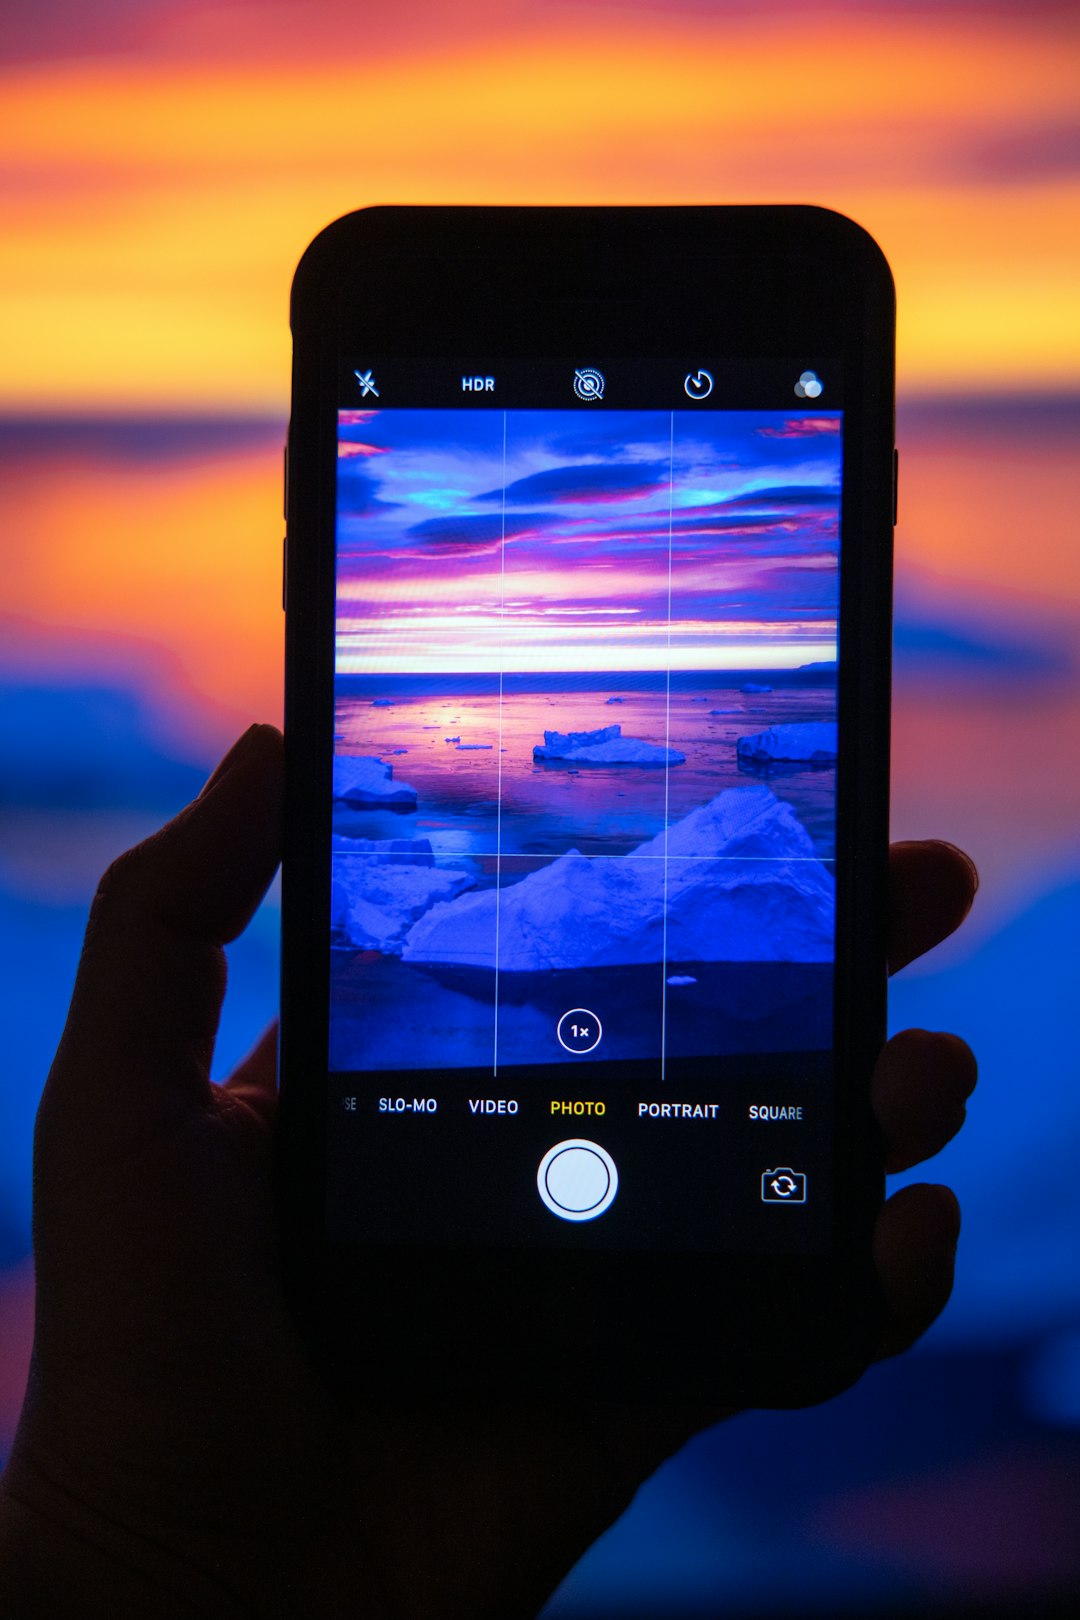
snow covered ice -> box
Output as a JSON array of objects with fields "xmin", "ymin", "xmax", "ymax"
[
  {"xmin": 533, "ymin": 724, "xmax": 685, "ymax": 766},
  {"xmin": 332, "ymin": 843, "xmax": 475, "ymax": 952},
  {"xmin": 737, "ymin": 721, "xmax": 838, "ymax": 764},
  {"xmin": 402, "ymin": 784, "xmax": 833, "ymax": 970},
  {"xmin": 332, "ymin": 755, "xmax": 418, "ymax": 808}
]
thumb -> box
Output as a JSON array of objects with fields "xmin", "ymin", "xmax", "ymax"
[{"xmin": 43, "ymin": 724, "xmax": 283, "ymax": 1145}]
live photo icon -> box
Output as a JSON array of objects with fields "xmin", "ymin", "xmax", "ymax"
[{"xmin": 761, "ymin": 1167, "xmax": 807, "ymax": 1204}]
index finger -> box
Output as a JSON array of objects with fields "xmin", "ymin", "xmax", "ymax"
[{"xmin": 42, "ymin": 725, "xmax": 283, "ymax": 1139}]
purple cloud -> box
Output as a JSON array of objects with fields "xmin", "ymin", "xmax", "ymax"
[
  {"xmin": 754, "ymin": 417, "xmax": 842, "ymax": 440},
  {"xmin": 404, "ymin": 511, "xmax": 560, "ymax": 551},
  {"xmin": 481, "ymin": 462, "xmax": 671, "ymax": 506},
  {"xmin": 335, "ymin": 465, "xmax": 400, "ymax": 516}
]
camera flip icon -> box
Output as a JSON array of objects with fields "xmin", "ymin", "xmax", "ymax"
[{"xmin": 761, "ymin": 1167, "xmax": 807, "ymax": 1204}]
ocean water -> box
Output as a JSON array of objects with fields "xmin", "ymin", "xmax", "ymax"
[
  {"xmin": 330, "ymin": 672, "xmax": 837, "ymax": 1072},
  {"xmin": 333, "ymin": 671, "xmax": 837, "ymax": 866},
  {"xmin": 329, "ymin": 954, "xmax": 832, "ymax": 1072}
]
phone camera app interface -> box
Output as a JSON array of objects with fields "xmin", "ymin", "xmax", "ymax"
[{"xmin": 326, "ymin": 387, "xmax": 841, "ymax": 1256}]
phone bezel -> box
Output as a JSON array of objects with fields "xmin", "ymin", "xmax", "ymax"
[{"xmin": 279, "ymin": 205, "xmax": 894, "ymax": 1405}]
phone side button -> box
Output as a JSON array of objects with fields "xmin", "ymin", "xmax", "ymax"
[
  {"xmin": 282, "ymin": 534, "xmax": 288, "ymax": 612},
  {"xmin": 893, "ymin": 448, "xmax": 899, "ymax": 526}
]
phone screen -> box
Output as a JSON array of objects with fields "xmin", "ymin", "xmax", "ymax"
[{"xmin": 324, "ymin": 362, "xmax": 841, "ymax": 1256}]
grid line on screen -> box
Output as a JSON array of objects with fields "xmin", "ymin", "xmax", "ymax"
[
  {"xmin": 330, "ymin": 853, "xmax": 833, "ymax": 864},
  {"xmin": 660, "ymin": 411, "xmax": 675, "ymax": 1082},
  {"xmin": 493, "ymin": 409, "xmax": 509, "ymax": 1076}
]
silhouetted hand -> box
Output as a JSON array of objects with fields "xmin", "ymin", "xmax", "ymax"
[{"xmin": 0, "ymin": 725, "xmax": 978, "ymax": 1619}]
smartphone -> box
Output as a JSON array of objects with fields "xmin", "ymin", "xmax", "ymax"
[{"xmin": 279, "ymin": 206, "xmax": 895, "ymax": 1406}]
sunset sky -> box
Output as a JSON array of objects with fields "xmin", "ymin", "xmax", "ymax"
[
  {"xmin": 0, "ymin": 0, "xmax": 1075, "ymax": 727},
  {"xmin": 2, "ymin": 0, "xmax": 1078, "ymax": 411},
  {"xmin": 336, "ymin": 408, "xmax": 840, "ymax": 673},
  {"xmin": 3, "ymin": 2, "xmax": 1080, "ymax": 1595}
]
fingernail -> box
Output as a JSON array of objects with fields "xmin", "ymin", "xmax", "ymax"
[
  {"xmin": 198, "ymin": 725, "xmax": 262, "ymax": 799},
  {"xmin": 937, "ymin": 841, "xmax": 979, "ymax": 897},
  {"xmin": 935, "ymin": 1031, "xmax": 979, "ymax": 1097},
  {"xmin": 934, "ymin": 1184, "xmax": 962, "ymax": 1247}
]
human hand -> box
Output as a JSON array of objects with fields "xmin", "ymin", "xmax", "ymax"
[{"xmin": 0, "ymin": 724, "xmax": 977, "ymax": 1619}]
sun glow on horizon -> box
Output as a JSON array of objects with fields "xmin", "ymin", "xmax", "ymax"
[
  {"xmin": 334, "ymin": 641, "xmax": 838, "ymax": 676},
  {"xmin": 334, "ymin": 405, "xmax": 840, "ymax": 675}
]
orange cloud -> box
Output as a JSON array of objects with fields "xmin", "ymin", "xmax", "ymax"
[{"xmin": 1, "ymin": 8, "xmax": 1077, "ymax": 408}]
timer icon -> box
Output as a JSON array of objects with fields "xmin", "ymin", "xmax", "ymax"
[{"xmin": 684, "ymin": 369, "xmax": 714, "ymax": 400}]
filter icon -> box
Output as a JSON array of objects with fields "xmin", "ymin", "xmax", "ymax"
[{"xmin": 794, "ymin": 370, "xmax": 823, "ymax": 400}]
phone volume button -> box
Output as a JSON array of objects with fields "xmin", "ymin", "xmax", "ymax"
[
  {"xmin": 282, "ymin": 534, "xmax": 288, "ymax": 612},
  {"xmin": 892, "ymin": 448, "xmax": 899, "ymax": 527}
]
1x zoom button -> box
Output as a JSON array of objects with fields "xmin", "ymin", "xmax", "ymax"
[{"xmin": 557, "ymin": 1008, "xmax": 602, "ymax": 1053}]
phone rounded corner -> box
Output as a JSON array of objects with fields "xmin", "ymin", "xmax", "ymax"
[
  {"xmin": 791, "ymin": 205, "xmax": 896, "ymax": 306},
  {"xmin": 290, "ymin": 205, "xmax": 397, "ymax": 329}
]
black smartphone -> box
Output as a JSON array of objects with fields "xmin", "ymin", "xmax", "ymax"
[{"xmin": 279, "ymin": 206, "xmax": 894, "ymax": 1406}]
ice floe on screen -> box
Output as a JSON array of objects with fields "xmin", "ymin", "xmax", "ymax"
[
  {"xmin": 737, "ymin": 721, "xmax": 838, "ymax": 764},
  {"xmin": 533, "ymin": 724, "xmax": 685, "ymax": 766},
  {"xmin": 332, "ymin": 755, "xmax": 418, "ymax": 808}
]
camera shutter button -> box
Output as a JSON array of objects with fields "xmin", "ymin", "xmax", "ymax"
[{"xmin": 537, "ymin": 1139, "xmax": 618, "ymax": 1222}]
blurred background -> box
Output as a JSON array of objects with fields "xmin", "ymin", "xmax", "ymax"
[{"xmin": 1, "ymin": 1, "xmax": 1078, "ymax": 1612}]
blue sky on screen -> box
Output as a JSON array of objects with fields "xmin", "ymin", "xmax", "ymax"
[{"xmin": 335, "ymin": 409, "xmax": 841, "ymax": 674}]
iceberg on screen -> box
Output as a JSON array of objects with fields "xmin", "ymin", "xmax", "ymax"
[
  {"xmin": 533, "ymin": 724, "xmax": 685, "ymax": 766},
  {"xmin": 402, "ymin": 784, "xmax": 833, "ymax": 971},
  {"xmin": 737, "ymin": 721, "xmax": 838, "ymax": 764},
  {"xmin": 332, "ymin": 754, "xmax": 418, "ymax": 808}
]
